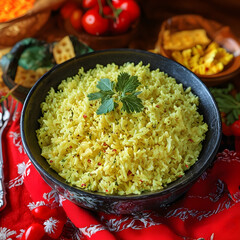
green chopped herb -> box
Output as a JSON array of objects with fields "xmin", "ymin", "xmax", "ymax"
[
  {"xmin": 89, "ymin": 133, "xmax": 92, "ymax": 140},
  {"xmin": 87, "ymin": 72, "xmax": 144, "ymax": 115},
  {"xmin": 69, "ymin": 109, "xmax": 74, "ymax": 119}
]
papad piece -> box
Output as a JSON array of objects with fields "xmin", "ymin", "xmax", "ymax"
[{"xmin": 163, "ymin": 29, "xmax": 211, "ymax": 51}]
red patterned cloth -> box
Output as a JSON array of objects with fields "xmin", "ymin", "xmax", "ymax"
[{"xmin": 1, "ymin": 97, "xmax": 240, "ymax": 240}]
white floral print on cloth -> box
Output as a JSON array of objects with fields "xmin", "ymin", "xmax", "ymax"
[
  {"xmin": 27, "ymin": 201, "xmax": 45, "ymax": 211},
  {"xmin": 44, "ymin": 217, "xmax": 60, "ymax": 234},
  {"xmin": 79, "ymin": 224, "xmax": 107, "ymax": 238},
  {"xmin": 7, "ymin": 160, "xmax": 31, "ymax": 189},
  {"xmin": 0, "ymin": 227, "xmax": 16, "ymax": 240},
  {"xmin": 9, "ymin": 131, "xmax": 25, "ymax": 154}
]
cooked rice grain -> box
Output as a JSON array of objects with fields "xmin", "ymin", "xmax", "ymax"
[{"xmin": 36, "ymin": 62, "xmax": 208, "ymax": 195}]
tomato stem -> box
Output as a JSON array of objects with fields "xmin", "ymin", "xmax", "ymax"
[
  {"xmin": 97, "ymin": 0, "xmax": 104, "ymax": 16},
  {"xmin": 106, "ymin": 0, "xmax": 121, "ymax": 20}
]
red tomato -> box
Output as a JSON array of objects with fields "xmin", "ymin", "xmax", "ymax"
[
  {"xmin": 21, "ymin": 223, "xmax": 45, "ymax": 240},
  {"xmin": 231, "ymin": 120, "xmax": 240, "ymax": 136},
  {"xmin": 112, "ymin": 0, "xmax": 134, "ymax": 6},
  {"xmin": 222, "ymin": 122, "xmax": 233, "ymax": 136},
  {"xmin": 102, "ymin": 5, "xmax": 112, "ymax": 15},
  {"xmin": 112, "ymin": 0, "xmax": 140, "ymax": 23},
  {"xmin": 112, "ymin": 0, "xmax": 121, "ymax": 6},
  {"xmin": 82, "ymin": 8, "xmax": 109, "ymax": 35},
  {"xmin": 31, "ymin": 205, "xmax": 58, "ymax": 220},
  {"xmin": 110, "ymin": 10, "xmax": 131, "ymax": 34},
  {"xmin": 60, "ymin": 1, "xmax": 78, "ymax": 19},
  {"xmin": 82, "ymin": 0, "xmax": 106, "ymax": 9},
  {"xmin": 70, "ymin": 8, "xmax": 83, "ymax": 30}
]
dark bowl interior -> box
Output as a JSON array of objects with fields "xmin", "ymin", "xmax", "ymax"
[{"xmin": 20, "ymin": 49, "xmax": 222, "ymax": 214}]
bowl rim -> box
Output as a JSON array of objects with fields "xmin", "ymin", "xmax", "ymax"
[{"xmin": 20, "ymin": 48, "xmax": 222, "ymax": 200}]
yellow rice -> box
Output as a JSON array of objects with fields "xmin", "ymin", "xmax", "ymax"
[{"xmin": 36, "ymin": 62, "xmax": 208, "ymax": 195}]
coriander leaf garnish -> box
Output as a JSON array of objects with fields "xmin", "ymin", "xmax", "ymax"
[
  {"xmin": 96, "ymin": 98, "xmax": 115, "ymax": 115},
  {"xmin": 87, "ymin": 78, "xmax": 115, "ymax": 104},
  {"xmin": 88, "ymin": 91, "xmax": 114, "ymax": 101},
  {"xmin": 96, "ymin": 78, "xmax": 114, "ymax": 92},
  {"xmin": 116, "ymin": 72, "xmax": 141, "ymax": 94},
  {"xmin": 210, "ymin": 84, "xmax": 240, "ymax": 125},
  {"xmin": 121, "ymin": 92, "xmax": 144, "ymax": 113},
  {"xmin": 88, "ymin": 72, "xmax": 144, "ymax": 115},
  {"xmin": 88, "ymin": 91, "xmax": 105, "ymax": 100}
]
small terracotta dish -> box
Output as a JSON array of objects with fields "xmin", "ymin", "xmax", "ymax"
[
  {"xmin": 63, "ymin": 18, "xmax": 139, "ymax": 50},
  {"xmin": 154, "ymin": 14, "xmax": 240, "ymax": 86}
]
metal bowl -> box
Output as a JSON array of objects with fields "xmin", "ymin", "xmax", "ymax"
[{"xmin": 20, "ymin": 49, "xmax": 222, "ymax": 214}]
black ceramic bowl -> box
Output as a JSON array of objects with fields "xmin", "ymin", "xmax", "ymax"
[{"xmin": 20, "ymin": 49, "xmax": 222, "ymax": 214}]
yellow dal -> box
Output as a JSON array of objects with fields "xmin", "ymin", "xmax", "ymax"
[{"xmin": 36, "ymin": 62, "xmax": 208, "ymax": 195}]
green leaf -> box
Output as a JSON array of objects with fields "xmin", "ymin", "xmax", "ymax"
[
  {"xmin": 235, "ymin": 93, "xmax": 240, "ymax": 102},
  {"xmin": 116, "ymin": 72, "xmax": 140, "ymax": 94},
  {"xmin": 88, "ymin": 72, "xmax": 144, "ymax": 115},
  {"xmin": 233, "ymin": 109, "xmax": 240, "ymax": 120},
  {"xmin": 125, "ymin": 76, "xmax": 141, "ymax": 93},
  {"xmin": 101, "ymin": 92, "xmax": 114, "ymax": 102},
  {"xmin": 210, "ymin": 84, "xmax": 240, "ymax": 125},
  {"xmin": 69, "ymin": 35, "xmax": 93, "ymax": 56},
  {"xmin": 96, "ymin": 78, "xmax": 114, "ymax": 92},
  {"xmin": 19, "ymin": 46, "xmax": 54, "ymax": 70},
  {"xmin": 210, "ymin": 84, "xmax": 233, "ymax": 95},
  {"xmin": 226, "ymin": 112, "xmax": 236, "ymax": 125},
  {"xmin": 121, "ymin": 93, "xmax": 144, "ymax": 113},
  {"xmin": 87, "ymin": 91, "xmax": 114, "ymax": 101},
  {"xmin": 116, "ymin": 72, "xmax": 129, "ymax": 92},
  {"xmin": 96, "ymin": 98, "xmax": 115, "ymax": 115},
  {"xmin": 87, "ymin": 92, "xmax": 104, "ymax": 100}
]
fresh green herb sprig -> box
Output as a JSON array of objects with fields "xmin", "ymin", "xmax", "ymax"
[
  {"xmin": 210, "ymin": 84, "xmax": 240, "ymax": 125},
  {"xmin": 87, "ymin": 72, "xmax": 144, "ymax": 115}
]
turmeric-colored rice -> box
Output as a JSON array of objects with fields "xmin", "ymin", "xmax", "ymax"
[{"xmin": 36, "ymin": 62, "xmax": 208, "ymax": 195}]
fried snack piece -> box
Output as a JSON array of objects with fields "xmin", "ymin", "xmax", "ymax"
[
  {"xmin": 172, "ymin": 42, "xmax": 234, "ymax": 75},
  {"xmin": 53, "ymin": 36, "xmax": 76, "ymax": 64},
  {"xmin": 163, "ymin": 29, "xmax": 211, "ymax": 51},
  {"xmin": 14, "ymin": 66, "xmax": 49, "ymax": 88}
]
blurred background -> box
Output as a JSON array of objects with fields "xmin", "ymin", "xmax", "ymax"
[
  {"xmin": 1, "ymin": 0, "xmax": 239, "ymax": 49},
  {"xmin": 0, "ymin": 0, "xmax": 240, "ymax": 94}
]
